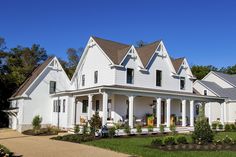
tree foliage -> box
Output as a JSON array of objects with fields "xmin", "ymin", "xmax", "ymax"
[{"xmin": 191, "ymin": 65, "xmax": 218, "ymax": 80}]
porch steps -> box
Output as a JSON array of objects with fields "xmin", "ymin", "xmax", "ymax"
[{"xmin": 176, "ymin": 127, "xmax": 193, "ymax": 133}]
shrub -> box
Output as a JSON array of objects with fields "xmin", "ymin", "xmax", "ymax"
[
  {"xmin": 151, "ymin": 138, "xmax": 163, "ymax": 146},
  {"xmin": 45, "ymin": 125, "xmax": 59, "ymax": 135},
  {"xmin": 74, "ymin": 125, "xmax": 80, "ymax": 134},
  {"xmin": 225, "ymin": 124, "xmax": 231, "ymax": 131},
  {"xmin": 192, "ymin": 117, "xmax": 214, "ymax": 144},
  {"xmin": 211, "ymin": 123, "xmax": 217, "ymax": 130},
  {"xmin": 124, "ymin": 124, "xmax": 131, "ymax": 134},
  {"xmin": 163, "ymin": 136, "xmax": 176, "ymax": 145},
  {"xmin": 176, "ymin": 136, "xmax": 188, "ymax": 144},
  {"xmin": 222, "ymin": 136, "xmax": 234, "ymax": 145},
  {"xmin": 148, "ymin": 125, "xmax": 153, "ymax": 133},
  {"xmin": 230, "ymin": 124, "xmax": 236, "ymax": 131},
  {"xmin": 89, "ymin": 112, "xmax": 102, "ymax": 135},
  {"xmin": 82, "ymin": 124, "xmax": 89, "ymax": 135},
  {"xmin": 108, "ymin": 127, "xmax": 116, "ymax": 138},
  {"xmin": 159, "ymin": 124, "xmax": 165, "ymax": 133},
  {"xmin": 32, "ymin": 115, "xmax": 42, "ymax": 133},
  {"xmin": 218, "ymin": 123, "xmax": 223, "ymax": 130},
  {"xmin": 51, "ymin": 134, "xmax": 94, "ymax": 143},
  {"xmin": 170, "ymin": 124, "xmax": 176, "ymax": 135},
  {"xmin": 136, "ymin": 124, "xmax": 142, "ymax": 134}
]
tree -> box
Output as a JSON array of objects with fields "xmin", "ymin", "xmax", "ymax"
[
  {"xmin": 220, "ymin": 65, "xmax": 236, "ymax": 74},
  {"xmin": 191, "ymin": 65, "xmax": 218, "ymax": 80}
]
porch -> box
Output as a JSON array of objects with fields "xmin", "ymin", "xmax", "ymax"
[{"xmin": 69, "ymin": 85, "xmax": 226, "ymax": 130}]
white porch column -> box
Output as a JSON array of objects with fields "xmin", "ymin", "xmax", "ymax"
[
  {"xmin": 220, "ymin": 102, "xmax": 225, "ymax": 125},
  {"xmin": 166, "ymin": 98, "xmax": 171, "ymax": 127},
  {"xmin": 190, "ymin": 100, "xmax": 194, "ymax": 127},
  {"xmin": 88, "ymin": 94, "xmax": 93, "ymax": 121},
  {"xmin": 156, "ymin": 97, "xmax": 162, "ymax": 127},
  {"xmin": 182, "ymin": 99, "xmax": 186, "ymax": 127},
  {"xmin": 102, "ymin": 92, "xmax": 108, "ymax": 126},
  {"xmin": 208, "ymin": 102, "xmax": 212, "ymax": 124},
  {"xmin": 128, "ymin": 96, "xmax": 134, "ymax": 129}
]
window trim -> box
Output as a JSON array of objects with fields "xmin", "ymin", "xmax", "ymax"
[{"xmin": 126, "ymin": 68, "xmax": 134, "ymax": 84}]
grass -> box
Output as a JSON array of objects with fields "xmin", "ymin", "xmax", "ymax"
[
  {"xmin": 85, "ymin": 132, "xmax": 236, "ymax": 157},
  {"xmin": 0, "ymin": 144, "xmax": 11, "ymax": 154}
]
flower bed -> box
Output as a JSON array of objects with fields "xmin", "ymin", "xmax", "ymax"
[
  {"xmin": 22, "ymin": 126, "xmax": 61, "ymax": 136},
  {"xmin": 51, "ymin": 134, "xmax": 95, "ymax": 143}
]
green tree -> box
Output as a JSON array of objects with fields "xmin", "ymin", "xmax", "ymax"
[{"xmin": 191, "ymin": 65, "xmax": 218, "ymax": 80}]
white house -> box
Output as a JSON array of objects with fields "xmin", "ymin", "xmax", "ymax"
[
  {"xmin": 194, "ymin": 71, "xmax": 236, "ymax": 124},
  {"xmin": 8, "ymin": 36, "xmax": 225, "ymax": 132}
]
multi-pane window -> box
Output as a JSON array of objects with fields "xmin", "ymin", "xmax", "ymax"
[
  {"xmin": 53, "ymin": 99, "xmax": 61, "ymax": 112},
  {"xmin": 156, "ymin": 70, "xmax": 162, "ymax": 86},
  {"xmin": 180, "ymin": 77, "xmax": 185, "ymax": 90},
  {"xmin": 49, "ymin": 81, "xmax": 56, "ymax": 94},
  {"xmin": 95, "ymin": 100, "xmax": 99, "ymax": 111},
  {"xmin": 127, "ymin": 68, "xmax": 134, "ymax": 84},
  {"xmin": 82, "ymin": 100, "xmax": 88, "ymax": 113},
  {"xmin": 94, "ymin": 71, "xmax": 98, "ymax": 84},
  {"xmin": 63, "ymin": 99, "xmax": 66, "ymax": 112},
  {"xmin": 82, "ymin": 75, "xmax": 85, "ymax": 86}
]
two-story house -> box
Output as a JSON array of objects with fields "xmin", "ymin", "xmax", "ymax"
[{"xmin": 8, "ymin": 36, "xmax": 225, "ymax": 132}]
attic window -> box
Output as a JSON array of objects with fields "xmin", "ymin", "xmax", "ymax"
[
  {"xmin": 204, "ymin": 90, "xmax": 207, "ymax": 95},
  {"xmin": 49, "ymin": 81, "xmax": 56, "ymax": 94}
]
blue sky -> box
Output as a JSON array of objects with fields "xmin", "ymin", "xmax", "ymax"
[{"xmin": 1, "ymin": 0, "xmax": 236, "ymax": 67}]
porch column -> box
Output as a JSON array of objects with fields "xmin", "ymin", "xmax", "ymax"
[
  {"xmin": 102, "ymin": 92, "xmax": 108, "ymax": 126},
  {"xmin": 128, "ymin": 96, "xmax": 134, "ymax": 129},
  {"xmin": 88, "ymin": 94, "xmax": 93, "ymax": 121},
  {"xmin": 208, "ymin": 102, "xmax": 212, "ymax": 124},
  {"xmin": 220, "ymin": 102, "xmax": 225, "ymax": 125},
  {"xmin": 190, "ymin": 100, "xmax": 194, "ymax": 127},
  {"xmin": 166, "ymin": 98, "xmax": 171, "ymax": 127},
  {"xmin": 156, "ymin": 97, "xmax": 162, "ymax": 127},
  {"xmin": 182, "ymin": 99, "xmax": 186, "ymax": 127}
]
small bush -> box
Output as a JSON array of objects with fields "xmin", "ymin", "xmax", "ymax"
[
  {"xmin": 89, "ymin": 112, "xmax": 102, "ymax": 135},
  {"xmin": 82, "ymin": 124, "xmax": 89, "ymax": 135},
  {"xmin": 170, "ymin": 124, "xmax": 176, "ymax": 135},
  {"xmin": 211, "ymin": 123, "xmax": 217, "ymax": 130},
  {"xmin": 225, "ymin": 124, "xmax": 231, "ymax": 131},
  {"xmin": 108, "ymin": 127, "xmax": 116, "ymax": 138},
  {"xmin": 192, "ymin": 117, "xmax": 214, "ymax": 144},
  {"xmin": 151, "ymin": 138, "xmax": 163, "ymax": 146},
  {"xmin": 176, "ymin": 136, "xmax": 188, "ymax": 144},
  {"xmin": 230, "ymin": 124, "xmax": 236, "ymax": 131},
  {"xmin": 51, "ymin": 134, "xmax": 94, "ymax": 143},
  {"xmin": 222, "ymin": 136, "xmax": 234, "ymax": 145},
  {"xmin": 163, "ymin": 136, "xmax": 176, "ymax": 145},
  {"xmin": 124, "ymin": 124, "xmax": 131, "ymax": 134},
  {"xmin": 218, "ymin": 123, "xmax": 223, "ymax": 130},
  {"xmin": 32, "ymin": 115, "xmax": 42, "ymax": 133},
  {"xmin": 148, "ymin": 125, "xmax": 153, "ymax": 133},
  {"xmin": 74, "ymin": 125, "xmax": 80, "ymax": 134},
  {"xmin": 159, "ymin": 124, "xmax": 165, "ymax": 133},
  {"xmin": 136, "ymin": 124, "xmax": 142, "ymax": 134}
]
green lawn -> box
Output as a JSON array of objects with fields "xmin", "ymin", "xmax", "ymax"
[{"xmin": 85, "ymin": 132, "xmax": 236, "ymax": 157}]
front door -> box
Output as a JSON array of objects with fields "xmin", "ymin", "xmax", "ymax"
[{"xmin": 161, "ymin": 101, "xmax": 165, "ymax": 124}]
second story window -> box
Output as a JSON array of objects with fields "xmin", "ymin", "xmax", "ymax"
[
  {"xmin": 49, "ymin": 81, "xmax": 56, "ymax": 94},
  {"xmin": 204, "ymin": 90, "xmax": 207, "ymax": 95},
  {"xmin": 82, "ymin": 75, "xmax": 85, "ymax": 86},
  {"xmin": 156, "ymin": 70, "xmax": 162, "ymax": 86},
  {"xmin": 94, "ymin": 71, "xmax": 98, "ymax": 84},
  {"xmin": 180, "ymin": 77, "xmax": 185, "ymax": 90},
  {"xmin": 127, "ymin": 68, "xmax": 134, "ymax": 84}
]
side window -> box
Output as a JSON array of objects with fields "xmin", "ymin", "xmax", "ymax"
[
  {"xmin": 82, "ymin": 100, "xmax": 88, "ymax": 113},
  {"xmin": 156, "ymin": 70, "xmax": 162, "ymax": 86},
  {"xmin": 49, "ymin": 81, "xmax": 56, "ymax": 94},
  {"xmin": 204, "ymin": 90, "xmax": 207, "ymax": 95},
  {"xmin": 63, "ymin": 99, "xmax": 66, "ymax": 112},
  {"xmin": 94, "ymin": 71, "xmax": 98, "ymax": 84},
  {"xmin": 82, "ymin": 75, "xmax": 85, "ymax": 86},
  {"xmin": 180, "ymin": 77, "xmax": 185, "ymax": 90},
  {"xmin": 127, "ymin": 68, "xmax": 134, "ymax": 84}
]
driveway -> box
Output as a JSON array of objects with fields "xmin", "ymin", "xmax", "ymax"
[{"xmin": 0, "ymin": 129, "xmax": 129, "ymax": 157}]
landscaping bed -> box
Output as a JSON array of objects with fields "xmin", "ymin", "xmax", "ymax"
[{"xmin": 0, "ymin": 144, "xmax": 15, "ymax": 157}]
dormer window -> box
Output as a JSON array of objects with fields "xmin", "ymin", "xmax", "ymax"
[
  {"xmin": 127, "ymin": 68, "xmax": 134, "ymax": 84},
  {"xmin": 82, "ymin": 75, "xmax": 85, "ymax": 86},
  {"xmin": 156, "ymin": 70, "xmax": 162, "ymax": 86},
  {"xmin": 180, "ymin": 77, "xmax": 185, "ymax": 90}
]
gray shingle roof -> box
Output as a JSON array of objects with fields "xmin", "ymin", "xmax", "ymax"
[
  {"xmin": 213, "ymin": 71, "xmax": 236, "ymax": 87},
  {"xmin": 199, "ymin": 80, "xmax": 236, "ymax": 100}
]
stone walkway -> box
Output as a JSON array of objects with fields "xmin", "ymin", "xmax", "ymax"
[{"xmin": 0, "ymin": 129, "xmax": 129, "ymax": 157}]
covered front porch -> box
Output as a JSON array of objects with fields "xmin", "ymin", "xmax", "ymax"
[{"xmin": 70, "ymin": 85, "xmax": 226, "ymax": 130}]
